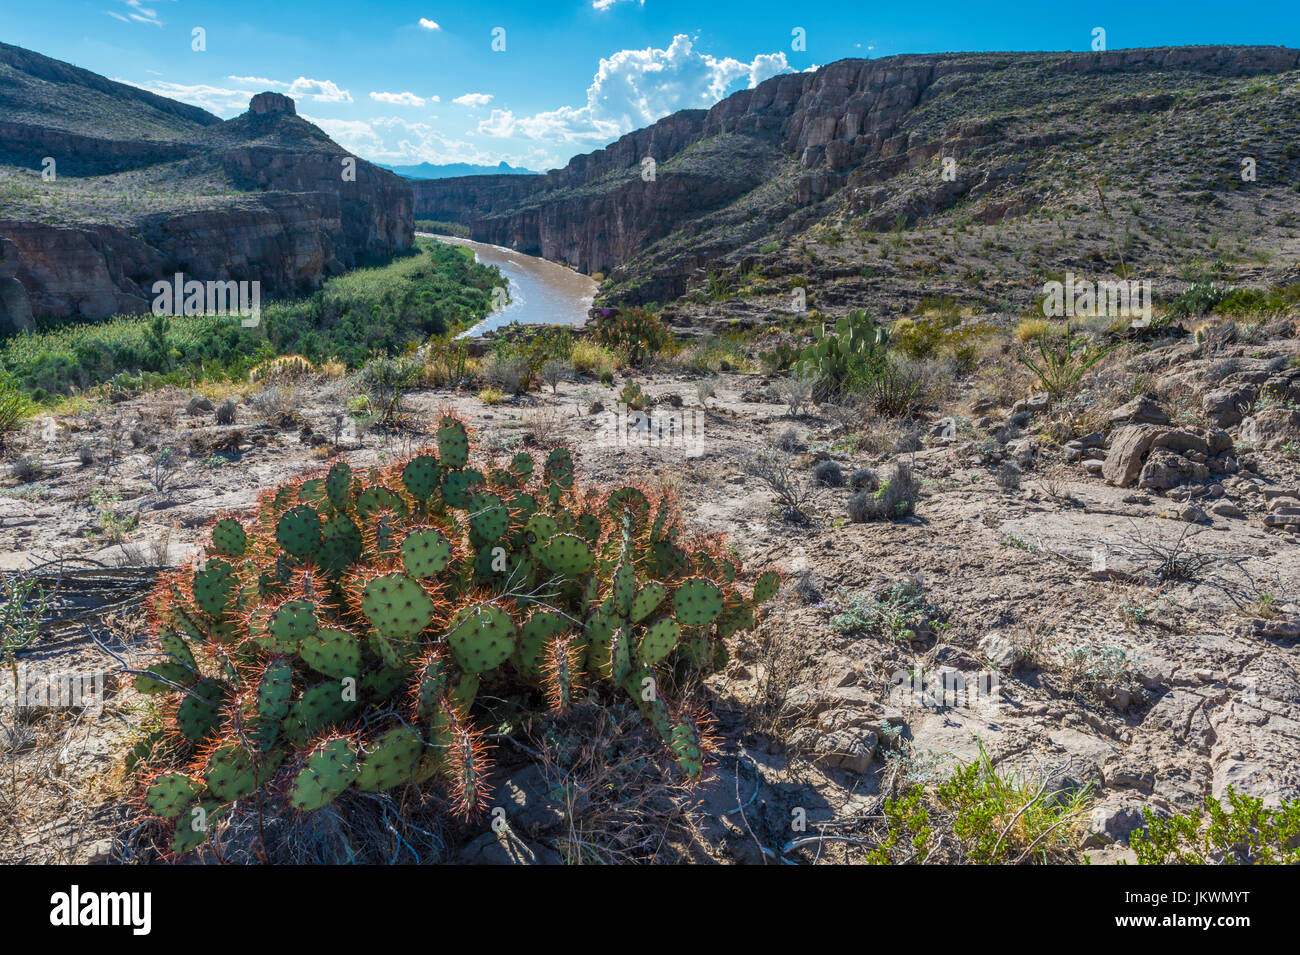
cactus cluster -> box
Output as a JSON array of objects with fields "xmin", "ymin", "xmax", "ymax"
[
  {"xmin": 795, "ymin": 310, "xmax": 889, "ymax": 393},
  {"xmin": 128, "ymin": 413, "xmax": 778, "ymax": 855}
]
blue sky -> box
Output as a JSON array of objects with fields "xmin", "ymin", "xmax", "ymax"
[{"xmin": 5, "ymin": 1, "xmax": 1298, "ymax": 171}]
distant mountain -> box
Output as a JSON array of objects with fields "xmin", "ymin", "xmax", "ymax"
[{"xmin": 380, "ymin": 160, "xmax": 541, "ymax": 179}]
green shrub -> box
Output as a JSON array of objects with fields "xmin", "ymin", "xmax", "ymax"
[
  {"xmin": 1131, "ymin": 788, "xmax": 1300, "ymax": 864},
  {"xmin": 590, "ymin": 306, "xmax": 672, "ymax": 366},
  {"xmin": 0, "ymin": 374, "xmax": 32, "ymax": 450}
]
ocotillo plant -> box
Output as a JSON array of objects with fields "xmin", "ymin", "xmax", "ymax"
[{"xmin": 127, "ymin": 413, "xmax": 779, "ymax": 854}]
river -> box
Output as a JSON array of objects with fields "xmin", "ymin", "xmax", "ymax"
[{"xmin": 418, "ymin": 233, "xmax": 598, "ymax": 337}]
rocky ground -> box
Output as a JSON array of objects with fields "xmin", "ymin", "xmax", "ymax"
[{"xmin": 2, "ymin": 321, "xmax": 1299, "ymax": 863}]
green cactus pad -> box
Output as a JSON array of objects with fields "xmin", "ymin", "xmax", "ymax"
[
  {"xmin": 607, "ymin": 625, "xmax": 632, "ymax": 684},
  {"xmin": 192, "ymin": 560, "xmax": 236, "ymax": 618},
  {"xmin": 275, "ymin": 505, "xmax": 323, "ymax": 560},
  {"xmin": 468, "ymin": 491, "xmax": 510, "ymax": 544},
  {"xmin": 356, "ymin": 485, "xmax": 407, "ymax": 522},
  {"xmin": 513, "ymin": 611, "xmax": 569, "ymax": 681},
  {"xmin": 440, "ymin": 468, "xmax": 483, "ymax": 509},
  {"xmin": 204, "ymin": 742, "xmax": 283, "ymax": 802},
  {"xmin": 297, "ymin": 682, "xmax": 359, "ymax": 735},
  {"xmin": 637, "ymin": 617, "xmax": 681, "ymax": 665},
  {"xmin": 509, "ymin": 451, "xmax": 535, "ymax": 483},
  {"xmin": 401, "ymin": 455, "xmax": 442, "ymax": 502},
  {"xmin": 361, "ymin": 573, "xmax": 435, "ymax": 640},
  {"xmin": 673, "ymin": 577, "xmax": 725, "ymax": 628},
  {"xmin": 630, "ymin": 582, "xmax": 667, "ymax": 622},
  {"xmin": 524, "ymin": 513, "xmax": 559, "ymax": 558},
  {"xmin": 210, "ymin": 518, "xmax": 247, "ymax": 558},
  {"xmin": 447, "ymin": 603, "xmax": 517, "ymax": 674},
  {"xmin": 541, "ymin": 534, "xmax": 595, "ymax": 576},
  {"xmin": 400, "ymin": 527, "xmax": 454, "ymax": 578},
  {"xmin": 611, "ymin": 561, "xmax": 636, "ymax": 616},
  {"xmin": 544, "ymin": 447, "xmax": 574, "ymax": 488},
  {"xmin": 576, "ymin": 512, "xmax": 603, "ymax": 543},
  {"xmin": 176, "ymin": 680, "xmax": 227, "ymax": 742},
  {"xmin": 298, "ymin": 478, "xmax": 327, "ymax": 507},
  {"xmin": 145, "ymin": 771, "xmax": 202, "ymax": 819},
  {"xmin": 413, "ymin": 649, "xmax": 453, "ymax": 720},
  {"xmin": 753, "ymin": 570, "xmax": 780, "ymax": 604},
  {"xmin": 437, "ymin": 417, "xmax": 471, "ymax": 469},
  {"xmin": 325, "ymin": 460, "xmax": 353, "ymax": 510},
  {"xmin": 668, "ymin": 720, "xmax": 706, "ymax": 779},
  {"xmin": 355, "ymin": 726, "xmax": 423, "ymax": 792},
  {"xmin": 318, "ymin": 514, "xmax": 363, "ymax": 574},
  {"xmin": 651, "ymin": 540, "xmax": 692, "ymax": 579},
  {"xmin": 606, "ymin": 487, "xmax": 649, "ymax": 521},
  {"xmin": 265, "ymin": 599, "xmax": 319, "ymax": 651},
  {"xmin": 170, "ymin": 799, "xmax": 228, "ymax": 854},
  {"xmin": 288, "ymin": 737, "xmax": 359, "ymax": 811}
]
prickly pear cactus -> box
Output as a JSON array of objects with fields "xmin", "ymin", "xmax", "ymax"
[{"xmin": 128, "ymin": 413, "xmax": 778, "ymax": 855}]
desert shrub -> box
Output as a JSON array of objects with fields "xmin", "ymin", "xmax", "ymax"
[
  {"xmin": 1015, "ymin": 318, "xmax": 1050, "ymax": 342},
  {"xmin": 619, "ymin": 382, "xmax": 649, "ymax": 410},
  {"xmin": 250, "ymin": 354, "xmax": 315, "ymax": 384},
  {"xmin": 475, "ymin": 387, "xmax": 506, "ymax": 405},
  {"xmin": 0, "ymin": 374, "xmax": 32, "ymax": 450},
  {"xmin": 421, "ymin": 335, "xmax": 471, "ymax": 388},
  {"xmin": 848, "ymin": 461, "xmax": 919, "ymax": 521},
  {"xmin": 358, "ymin": 354, "xmax": 421, "ymax": 426},
  {"xmin": 812, "ymin": 459, "xmax": 844, "ymax": 487},
  {"xmin": 541, "ymin": 358, "xmax": 571, "ymax": 393},
  {"xmin": 744, "ymin": 447, "xmax": 816, "ymax": 520},
  {"xmin": 1130, "ymin": 788, "xmax": 1300, "ymax": 865},
  {"xmin": 1019, "ymin": 325, "xmax": 1115, "ymax": 400},
  {"xmin": 570, "ymin": 340, "xmax": 619, "ymax": 379},
  {"xmin": 776, "ymin": 426, "xmax": 804, "ymax": 453},
  {"xmin": 481, "ymin": 351, "xmax": 532, "ymax": 395},
  {"xmin": 1166, "ymin": 276, "xmax": 1229, "ymax": 319},
  {"xmin": 828, "ymin": 578, "xmax": 940, "ymax": 642},
  {"xmin": 590, "ymin": 306, "xmax": 672, "ymax": 366},
  {"xmin": 774, "ymin": 372, "xmax": 816, "ymax": 417},
  {"xmin": 215, "ymin": 398, "xmax": 238, "ymax": 425},
  {"xmin": 865, "ymin": 744, "xmax": 1091, "ymax": 864},
  {"xmin": 126, "ymin": 415, "xmax": 780, "ymax": 857},
  {"xmin": 848, "ymin": 467, "xmax": 879, "ymax": 492}
]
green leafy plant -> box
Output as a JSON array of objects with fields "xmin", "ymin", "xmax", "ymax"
[
  {"xmin": 1019, "ymin": 324, "xmax": 1115, "ymax": 400},
  {"xmin": 1130, "ymin": 788, "xmax": 1300, "ymax": 864},
  {"xmin": 590, "ymin": 307, "xmax": 672, "ymax": 366}
]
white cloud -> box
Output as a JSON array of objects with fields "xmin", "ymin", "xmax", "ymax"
[
  {"xmin": 418, "ymin": 18, "xmax": 441, "ymax": 30},
  {"xmin": 453, "ymin": 93, "xmax": 494, "ymax": 107},
  {"xmin": 121, "ymin": 79, "xmax": 260, "ymax": 114},
  {"xmin": 302, "ymin": 114, "xmax": 547, "ymax": 168},
  {"xmin": 592, "ymin": 0, "xmax": 643, "ymax": 10},
  {"xmin": 370, "ymin": 91, "xmax": 427, "ymax": 107},
  {"xmin": 228, "ymin": 76, "xmax": 288, "ymax": 89},
  {"xmin": 287, "ymin": 77, "xmax": 353, "ymax": 103},
  {"xmin": 108, "ymin": 0, "xmax": 168, "ymax": 27},
  {"xmin": 478, "ymin": 35, "xmax": 792, "ymax": 144}
]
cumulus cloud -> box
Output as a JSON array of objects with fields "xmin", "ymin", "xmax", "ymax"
[
  {"xmin": 287, "ymin": 77, "xmax": 352, "ymax": 103},
  {"xmin": 453, "ymin": 93, "xmax": 494, "ymax": 107},
  {"xmin": 418, "ymin": 18, "xmax": 441, "ymax": 30},
  {"xmin": 120, "ymin": 79, "xmax": 261, "ymax": 114},
  {"xmin": 478, "ymin": 34, "xmax": 792, "ymax": 143},
  {"xmin": 370, "ymin": 91, "xmax": 427, "ymax": 107}
]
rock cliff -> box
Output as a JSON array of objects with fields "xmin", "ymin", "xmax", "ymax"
[
  {"xmin": 0, "ymin": 42, "xmax": 413, "ymax": 323},
  {"xmin": 414, "ymin": 45, "xmax": 1300, "ymax": 303}
]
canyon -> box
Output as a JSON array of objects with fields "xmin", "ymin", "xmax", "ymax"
[{"xmin": 415, "ymin": 45, "xmax": 1300, "ymax": 307}]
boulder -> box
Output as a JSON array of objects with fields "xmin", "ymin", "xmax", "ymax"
[
  {"xmin": 1241, "ymin": 408, "xmax": 1300, "ymax": 451},
  {"xmin": 1202, "ymin": 386, "xmax": 1256, "ymax": 428},
  {"xmin": 1110, "ymin": 394, "xmax": 1170, "ymax": 426},
  {"xmin": 1138, "ymin": 450, "xmax": 1209, "ymax": 490},
  {"xmin": 1102, "ymin": 425, "xmax": 1164, "ymax": 486}
]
